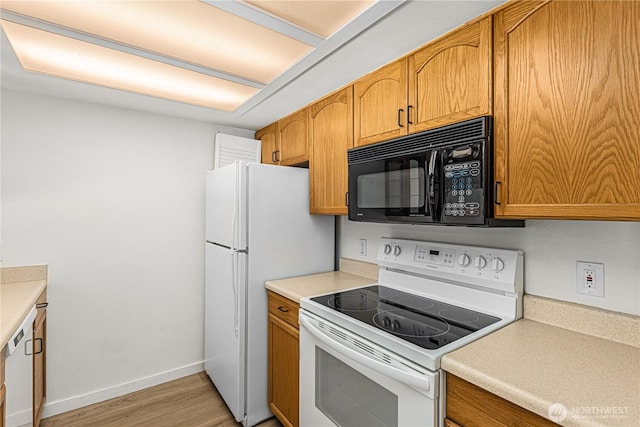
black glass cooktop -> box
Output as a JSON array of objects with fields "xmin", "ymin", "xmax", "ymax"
[{"xmin": 310, "ymin": 285, "xmax": 500, "ymax": 350}]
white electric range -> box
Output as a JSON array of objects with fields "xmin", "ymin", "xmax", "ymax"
[{"xmin": 299, "ymin": 238, "xmax": 523, "ymax": 427}]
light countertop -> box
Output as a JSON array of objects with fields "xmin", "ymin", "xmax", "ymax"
[
  {"xmin": 265, "ymin": 271, "xmax": 376, "ymax": 303},
  {"xmin": 1, "ymin": 280, "xmax": 47, "ymax": 349},
  {"xmin": 442, "ymin": 309, "xmax": 640, "ymax": 427},
  {"xmin": 1, "ymin": 265, "xmax": 48, "ymax": 349}
]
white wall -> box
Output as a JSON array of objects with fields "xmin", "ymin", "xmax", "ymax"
[
  {"xmin": 0, "ymin": 89, "xmax": 254, "ymax": 415},
  {"xmin": 339, "ymin": 218, "xmax": 640, "ymax": 316}
]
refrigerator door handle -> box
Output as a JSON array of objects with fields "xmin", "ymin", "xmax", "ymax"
[
  {"xmin": 231, "ymin": 251, "xmax": 239, "ymax": 336},
  {"xmin": 231, "ymin": 161, "xmax": 240, "ymax": 250}
]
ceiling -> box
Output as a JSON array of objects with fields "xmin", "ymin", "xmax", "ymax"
[{"xmin": 0, "ymin": 1, "xmax": 505, "ymax": 131}]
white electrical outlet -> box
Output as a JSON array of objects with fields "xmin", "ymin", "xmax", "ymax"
[
  {"xmin": 359, "ymin": 238, "xmax": 367, "ymax": 256},
  {"xmin": 576, "ymin": 261, "xmax": 604, "ymax": 297}
]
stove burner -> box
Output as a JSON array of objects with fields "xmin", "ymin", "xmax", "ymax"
[
  {"xmin": 327, "ymin": 293, "xmax": 379, "ymax": 311},
  {"xmin": 438, "ymin": 309, "xmax": 480, "ymax": 324},
  {"xmin": 373, "ymin": 310, "xmax": 451, "ymax": 338}
]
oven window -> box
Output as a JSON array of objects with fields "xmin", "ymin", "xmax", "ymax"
[
  {"xmin": 315, "ymin": 347, "xmax": 398, "ymax": 427},
  {"xmin": 356, "ymin": 160, "xmax": 425, "ymax": 210}
]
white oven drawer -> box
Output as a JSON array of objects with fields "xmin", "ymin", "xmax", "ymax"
[{"xmin": 299, "ymin": 310, "xmax": 440, "ymax": 427}]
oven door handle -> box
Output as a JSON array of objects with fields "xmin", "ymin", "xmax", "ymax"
[{"xmin": 300, "ymin": 315, "xmax": 432, "ymax": 396}]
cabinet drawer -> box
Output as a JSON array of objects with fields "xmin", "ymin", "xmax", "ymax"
[
  {"xmin": 268, "ymin": 291, "xmax": 299, "ymax": 330},
  {"xmin": 446, "ymin": 374, "xmax": 557, "ymax": 426}
]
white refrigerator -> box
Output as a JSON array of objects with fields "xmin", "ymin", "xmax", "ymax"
[{"xmin": 204, "ymin": 161, "xmax": 335, "ymax": 426}]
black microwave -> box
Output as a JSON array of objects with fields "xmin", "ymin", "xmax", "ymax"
[{"xmin": 347, "ymin": 117, "xmax": 523, "ymax": 227}]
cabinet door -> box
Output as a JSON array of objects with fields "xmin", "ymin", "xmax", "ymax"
[
  {"xmin": 268, "ymin": 313, "xmax": 299, "ymax": 427},
  {"xmin": 255, "ymin": 122, "xmax": 279, "ymax": 165},
  {"xmin": 309, "ymin": 86, "xmax": 353, "ymax": 215},
  {"xmin": 33, "ymin": 291, "xmax": 47, "ymax": 427},
  {"xmin": 408, "ymin": 16, "xmax": 492, "ymax": 133},
  {"xmin": 278, "ymin": 109, "xmax": 308, "ymax": 166},
  {"xmin": 33, "ymin": 310, "xmax": 46, "ymax": 427},
  {"xmin": 1, "ymin": 385, "xmax": 5, "ymax": 427},
  {"xmin": 1, "ymin": 347, "xmax": 5, "ymax": 427},
  {"xmin": 354, "ymin": 59, "xmax": 408, "ymax": 147},
  {"xmin": 494, "ymin": 0, "xmax": 640, "ymax": 220}
]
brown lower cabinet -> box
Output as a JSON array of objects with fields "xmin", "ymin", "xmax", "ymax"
[
  {"xmin": 33, "ymin": 290, "xmax": 47, "ymax": 427},
  {"xmin": 1, "ymin": 289, "xmax": 47, "ymax": 427},
  {"xmin": 1, "ymin": 345, "xmax": 5, "ymax": 427},
  {"xmin": 267, "ymin": 291, "xmax": 299, "ymax": 427},
  {"xmin": 446, "ymin": 373, "xmax": 557, "ymax": 426}
]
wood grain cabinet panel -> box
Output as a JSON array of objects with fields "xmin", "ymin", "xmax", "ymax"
[
  {"xmin": 446, "ymin": 374, "xmax": 557, "ymax": 427},
  {"xmin": 267, "ymin": 291, "xmax": 299, "ymax": 427},
  {"xmin": 278, "ymin": 109, "xmax": 309, "ymax": 166},
  {"xmin": 354, "ymin": 17, "xmax": 493, "ymax": 148},
  {"xmin": 1, "ymin": 346, "xmax": 5, "ymax": 427},
  {"xmin": 408, "ymin": 16, "xmax": 492, "ymax": 133},
  {"xmin": 494, "ymin": 0, "xmax": 640, "ymax": 220},
  {"xmin": 445, "ymin": 418, "xmax": 463, "ymax": 427},
  {"xmin": 309, "ymin": 86, "xmax": 354, "ymax": 215},
  {"xmin": 354, "ymin": 59, "xmax": 408, "ymax": 147},
  {"xmin": 255, "ymin": 122, "xmax": 278, "ymax": 165},
  {"xmin": 33, "ymin": 290, "xmax": 47, "ymax": 427}
]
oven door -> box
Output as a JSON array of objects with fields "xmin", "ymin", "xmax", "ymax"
[
  {"xmin": 348, "ymin": 150, "xmax": 439, "ymax": 223},
  {"xmin": 299, "ymin": 311, "xmax": 439, "ymax": 427}
]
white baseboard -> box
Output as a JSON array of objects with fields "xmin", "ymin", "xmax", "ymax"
[{"xmin": 41, "ymin": 361, "xmax": 205, "ymax": 419}]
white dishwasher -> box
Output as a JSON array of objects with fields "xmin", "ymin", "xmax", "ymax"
[{"xmin": 5, "ymin": 305, "xmax": 37, "ymax": 427}]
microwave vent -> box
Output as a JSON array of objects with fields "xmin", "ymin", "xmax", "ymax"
[{"xmin": 348, "ymin": 116, "xmax": 490, "ymax": 164}]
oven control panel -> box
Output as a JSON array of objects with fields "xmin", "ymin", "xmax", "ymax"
[
  {"xmin": 378, "ymin": 238, "xmax": 523, "ymax": 295},
  {"xmin": 414, "ymin": 245, "xmax": 456, "ymax": 267}
]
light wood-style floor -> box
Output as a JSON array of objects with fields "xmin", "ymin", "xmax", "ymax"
[{"xmin": 41, "ymin": 372, "xmax": 283, "ymax": 427}]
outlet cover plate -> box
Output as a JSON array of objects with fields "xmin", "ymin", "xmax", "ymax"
[
  {"xmin": 359, "ymin": 238, "xmax": 367, "ymax": 256},
  {"xmin": 576, "ymin": 261, "xmax": 604, "ymax": 297}
]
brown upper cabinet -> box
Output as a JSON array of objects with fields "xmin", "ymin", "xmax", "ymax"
[
  {"xmin": 308, "ymin": 86, "xmax": 354, "ymax": 215},
  {"xmin": 255, "ymin": 109, "xmax": 309, "ymax": 167},
  {"xmin": 277, "ymin": 108, "xmax": 309, "ymax": 166},
  {"xmin": 354, "ymin": 59, "xmax": 408, "ymax": 147},
  {"xmin": 255, "ymin": 122, "xmax": 278, "ymax": 165},
  {"xmin": 408, "ymin": 16, "xmax": 492, "ymax": 134},
  {"xmin": 493, "ymin": 0, "xmax": 640, "ymax": 220},
  {"xmin": 354, "ymin": 16, "xmax": 493, "ymax": 147}
]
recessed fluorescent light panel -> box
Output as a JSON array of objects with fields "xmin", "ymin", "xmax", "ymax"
[
  {"xmin": 0, "ymin": 0, "xmax": 382, "ymax": 113},
  {"xmin": 1, "ymin": 0, "xmax": 313, "ymax": 84},
  {"xmin": 245, "ymin": 0, "xmax": 374, "ymax": 38},
  {"xmin": 1, "ymin": 20, "xmax": 259, "ymax": 111}
]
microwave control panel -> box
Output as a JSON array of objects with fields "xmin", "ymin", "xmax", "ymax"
[{"xmin": 442, "ymin": 143, "xmax": 485, "ymax": 224}]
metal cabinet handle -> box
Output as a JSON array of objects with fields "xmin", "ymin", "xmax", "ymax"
[
  {"xmin": 271, "ymin": 151, "xmax": 276, "ymax": 162},
  {"xmin": 495, "ymin": 181, "xmax": 502, "ymax": 205},
  {"xmin": 25, "ymin": 338, "xmax": 44, "ymax": 356},
  {"xmin": 34, "ymin": 338, "xmax": 44, "ymax": 355},
  {"xmin": 397, "ymin": 109, "xmax": 405, "ymax": 127},
  {"xmin": 345, "ymin": 191, "xmax": 349, "ymax": 207},
  {"xmin": 36, "ymin": 303, "xmax": 48, "ymax": 309},
  {"xmin": 275, "ymin": 150, "xmax": 280, "ymax": 162},
  {"xmin": 277, "ymin": 306, "xmax": 290, "ymax": 313},
  {"xmin": 407, "ymin": 105, "xmax": 414, "ymax": 124}
]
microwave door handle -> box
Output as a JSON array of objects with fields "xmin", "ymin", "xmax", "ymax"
[{"xmin": 428, "ymin": 150, "xmax": 438, "ymax": 218}]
